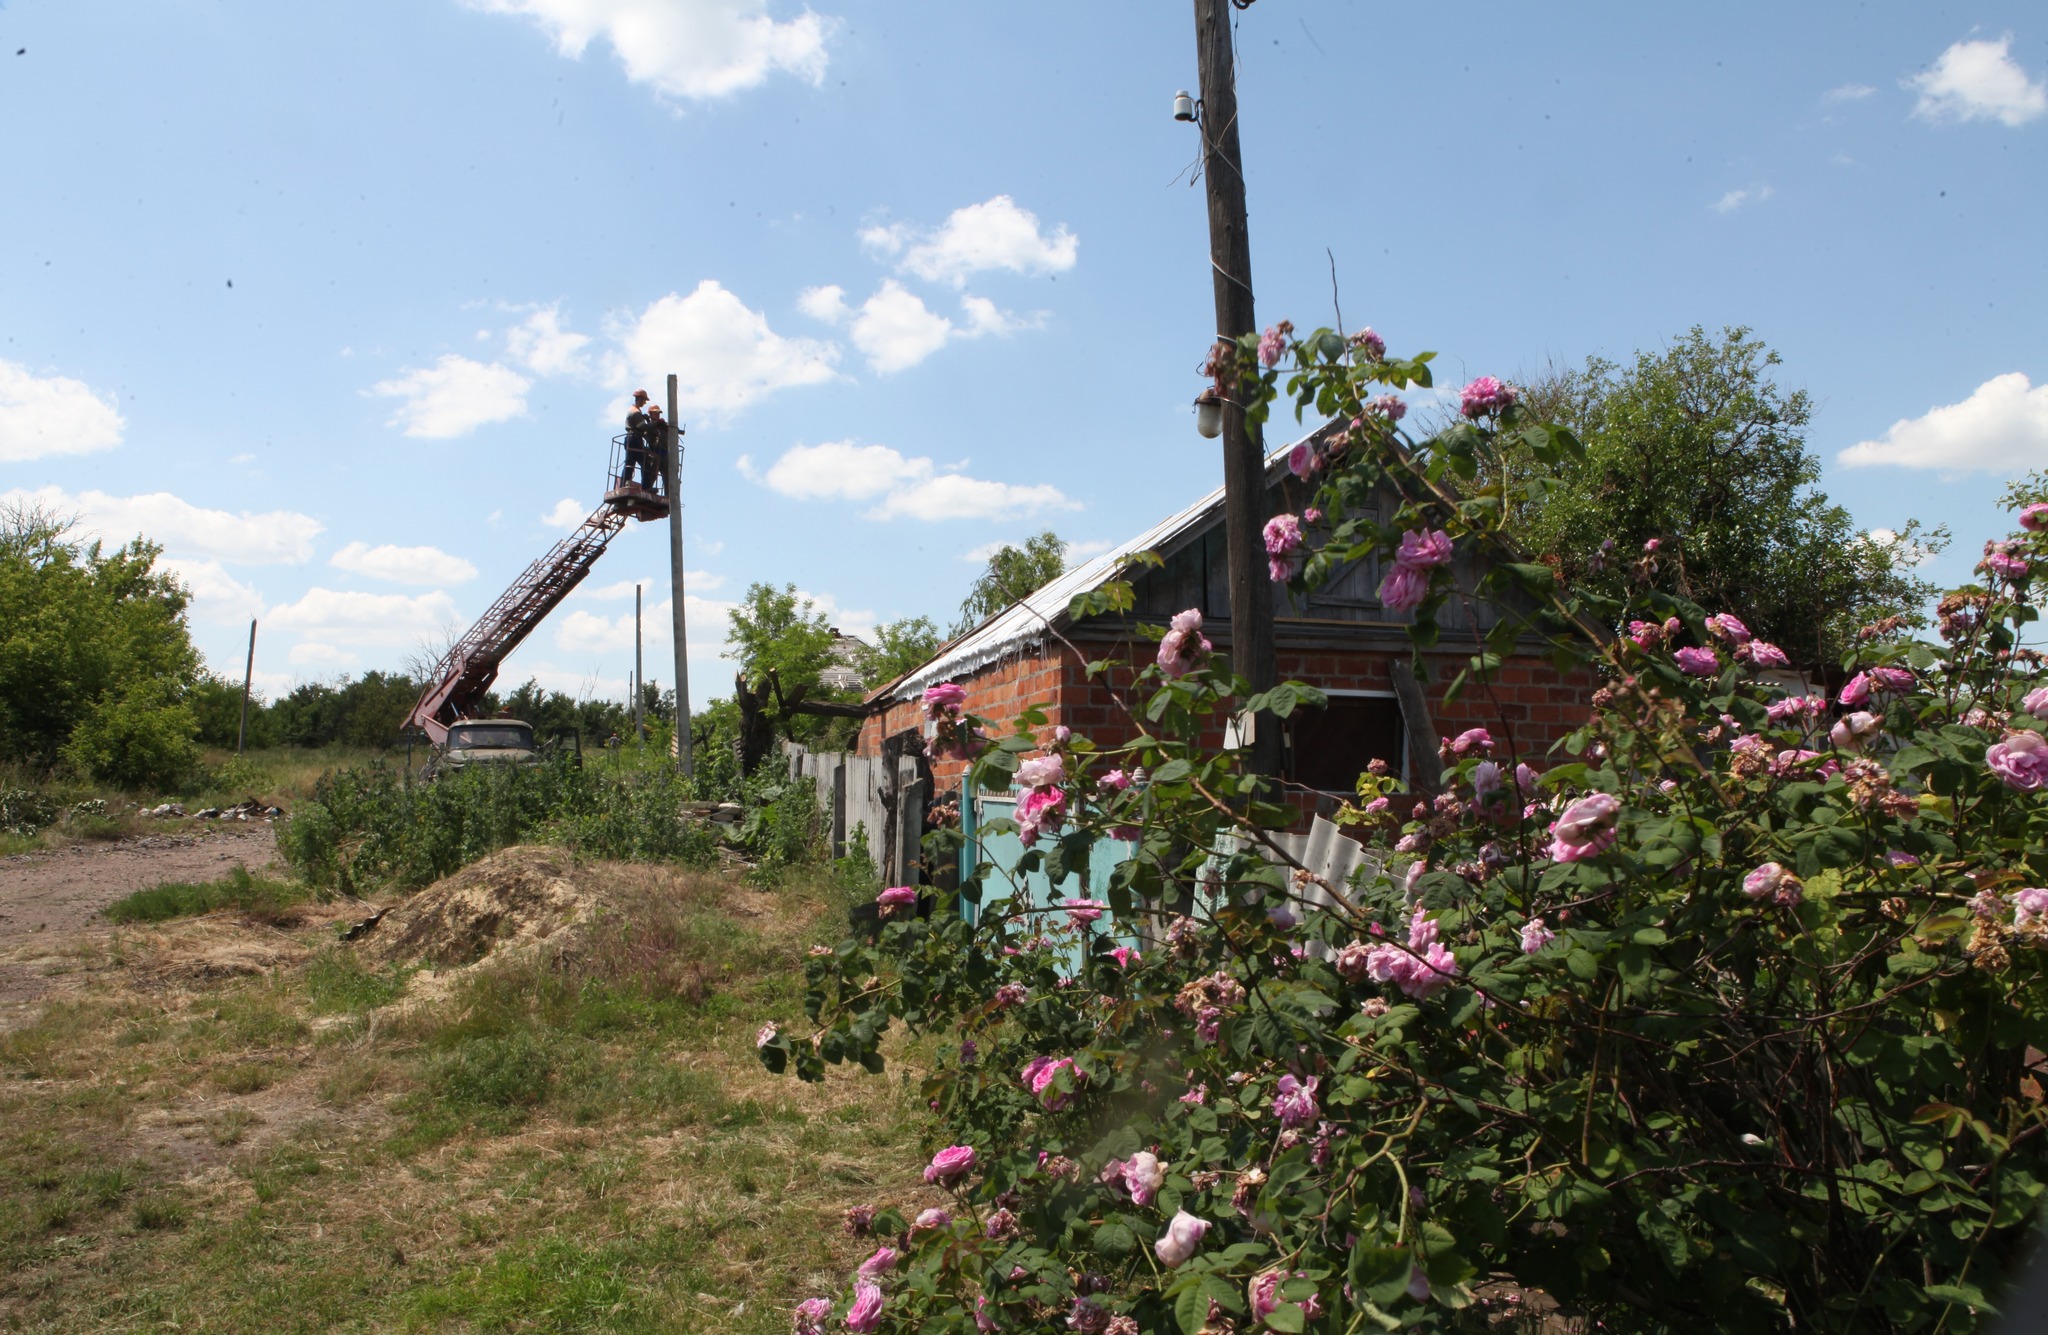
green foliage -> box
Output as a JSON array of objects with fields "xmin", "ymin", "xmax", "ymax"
[
  {"xmin": 0, "ymin": 503, "xmax": 202, "ymax": 784},
  {"xmin": 740, "ymin": 777, "xmax": 827, "ymax": 885},
  {"xmin": 302, "ymin": 949, "xmax": 413, "ymax": 1014},
  {"xmin": 498, "ymin": 678, "xmax": 632, "ymax": 745},
  {"xmin": 103, "ymin": 866, "xmax": 311, "ymax": 924},
  {"xmin": 864, "ymin": 615, "xmax": 944, "ymax": 686},
  {"xmin": 727, "ymin": 582, "xmax": 835, "ymax": 694},
  {"xmin": 270, "ymin": 671, "xmax": 420, "ymax": 749},
  {"xmin": 957, "ymin": 530, "xmax": 1067, "ymax": 633},
  {"xmin": 1507, "ymin": 327, "xmax": 1945, "ymax": 662},
  {"xmin": 766, "ymin": 326, "xmax": 2048, "ymax": 1334},
  {"xmin": 279, "ymin": 756, "xmax": 722, "ymax": 892},
  {"xmin": 425, "ymin": 1031, "xmax": 556, "ymax": 1111}
]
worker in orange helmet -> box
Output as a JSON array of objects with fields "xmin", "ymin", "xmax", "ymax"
[{"xmin": 622, "ymin": 390, "xmax": 654, "ymax": 490}]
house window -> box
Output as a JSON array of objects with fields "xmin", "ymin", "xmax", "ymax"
[{"xmin": 1284, "ymin": 692, "xmax": 1404, "ymax": 794}]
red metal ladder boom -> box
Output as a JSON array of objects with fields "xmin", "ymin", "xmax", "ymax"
[{"xmin": 406, "ymin": 504, "xmax": 629, "ymax": 744}]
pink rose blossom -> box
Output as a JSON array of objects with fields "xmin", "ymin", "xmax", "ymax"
[
  {"xmin": 1099, "ymin": 768, "xmax": 1132, "ymax": 792},
  {"xmin": 1674, "ymin": 646, "xmax": 1720, "ymax": 677},
  {"xmin": 1061, "ymin": 897, "xmax": 1107, "ymax": 927},
  {"xmin": 925, "ymin": 1144, "xmax": 977, "ymax": 1185},
  {"xmin": 1154, "ymin": 1211, "xmax": 1210, "ymax": 1267},
  {"xmin": 1122, "ymin": 1151, "xmax": 1167, "ymax": 1206},
  {"xmin": 845, "ymin": 1280, "xmax": 885, "ymax": 1333},
  {"xmin": 1015, "ymin": 786, "xmax": 1067, "ymax": 846},
  {"xmin": 1287, "ymin": 442, "xmax": 1316, "ymax": 478},
  {"xmin": 1257, "ymin": 322, "xmax": 1290, "ymax": 367},
  {"xmin": 1704, "ymin": 613, "xmax": 1752, "ymax": 643},
  {"xmin": 1987, "ymin": 731, "xmax": 2048, "ymax": 791},
  {"xmin": 795, "ymin": 1296, "xmax": 833, "ymax": 1335},
  {"xmin": 2022, "ymin": 503, "xmax": 2048, "ymax": 532},
  {"xmin": 1110, "ymin": 945, "xmax": 1142, "ymax": 968},
  {"xmin": 1520, "ymin": 918, "xmax": 1555, "ymax": 954},
  {"xmin": 755, "ymin": 1022, "xmax": 778, "ymax": 1048},
  {"xmin": 1157, "ymin": 608, "xmax": 1212, "ymax": 677},
  {"xmin": 1739, "ymin": 640, "xmax": 1790, "ymax": 670},
  {"xmin": 2024, "ymin": 687, "xmax": 2048, "ymax": 721},
  {"xmin": 1370, "ymin": 393, "xmax": 1407, "ymax": 422},
  {"xmin": 1548, "ymin": 792, "xmax": 1621, "ymax": 862},
  {"xmin": 1885, "ymin": 849, "xmax": 1921, "ymax": 868},
  {"xmin": 922, "ymin": 681, "xmax": 967, "ymax": 718},
  {"xmin": 1628, "ymin": 619, "xmax": 1668, "ymax": 650},
  {"xmin": 1839, "ymin": 668, "xmax": 1913, "ymax": 707},
  {"xmin": 1180, "ymin": 1083, "xmax": 1208, "ymax": 1104},
  {"xmin": 1022, "ymin": 1055, "xmax": 1084, "ymax": 1109},
  {"xmin": 1377, "ymin": 562, "xmax": 1430, "ymax": 613},
  {"xmin": 1767, "ymin": 695, "xmax": 1825, "ymax": 724},
  {"xmin": 2014, "ymin": 888, "xmax": 2048, "ymax": 927},
  {"xmin": 1515, "ymin": 762, "xmax": 1542, "ymax": 794},
  {"xmin": 912, "ymin": 1207, "xmax": 952, "ymax": 1232},
  {"xmin": 1829, "ymin": 711, "xmax": 1882, "ymax": 753},
  {"xmin": 1450, "ymin": 727, "xmax": 1494, "ymax": 756},
  {"xmin": 1742, "ymin": 861, "xmax": 1803, "ymax": 907},
  {"xmin": 1017, "ymin": 754, "xmax": 1065, "ymax": 789},
  {"xmin": 1264, "ymin": 513, "xmax": 1304, "ymax": 556},
  {"xmin": 1459, "ymin": 375, "xmax": 1516, "ymax": 418},
  {"xmin": 856, "ymin": 1247, "xmax": 899, "ymax": 1279},
  {"xmin": 1983, "ymin": 540, "xmax": 2030, "ymax": 581},
  {"xmin": 1352, "ymin": 326, "xmax": 1386, "ymax": 361},
  {"xmin": 1272, "ymin": 1074, "xmax": 1321, "ymax": 1128},
  {"xmin": 1397, "ymin": 528, "xmax": 1455, "ymax": 568}
]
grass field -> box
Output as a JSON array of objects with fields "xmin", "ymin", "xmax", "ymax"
[{"xmin": 0, "ymin": 856, "xmax": 931, "ymax": 1333}]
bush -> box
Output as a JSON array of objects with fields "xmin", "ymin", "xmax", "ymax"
[
  {"xmin": 426, "ymin": 1031, "xmax": 554, "ymax": 1110},
  {"xmin": 60, "ymin": 679, "xmax": 200, "ymax": 791},
  {"xmin": 103, "ymin": 866, "xmax": 310, "ymax": 924},
  {"xmin": 762, "ymin": 327, "xmax": 2048, "ymax": 1333}
]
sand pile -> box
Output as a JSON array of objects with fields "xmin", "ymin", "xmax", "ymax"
[{"xmin": 351, "ymin": 846, "xmax": 611, "ymax": 969}]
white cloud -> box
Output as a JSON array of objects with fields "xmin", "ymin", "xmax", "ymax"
[
  {"xmin": 803, "ymin": 281, "xmax": 1036, "ymax": 373},
  {"xmin": 1907, "ymin": 36, "xmax": 2047, "ymax": 127},
  {"xmin": 505, "ymin": 305, "xmax": 592, "ymax": 376},
  {"xmin": 583, "ymin": 573, "xmax": 723, "ymax": 600},
  {"xmin": 860, "ymin": 192, "xmax": 1081, "ymax": 284},
  {"xmin": 609, "ymin": 281, "xmax": 838, "ymax": 415},
  {"xmin": 741, "ymin": 439, "xmax": 1077, "ymax": 522},
  {"xmin": 542, "ymin": 497, "xmax": 587, "ymax": 529},
  {"xmin": 556, "ymin": 592, "xmax": 740, "ymax": 653},
  {"xmin": 1838, "ymin": 373, "xmax": 2048, "ymax": 473},
  {"xmin": 156, "ymin": 557, "xmax": 265, "ymax": 625},
  {"xmin": 0, "ymin": 359, "xmax": 124, "ymax": 462},
  {"xmin": 469, "ymin": 0, "xmax": 834, "ymax": 101},
  {"xmin": 267, "ymin": 587, "xmax": 464, "ymax": 649},
  {"xmin": 1, "ymin": 485, "xmax": 323, "ymax": 564},
  {"xmin": 1826, "ymin": 83, "xmax": 1876, "ymax": 101},
  {"xmin": 797, "ymin": 284, "xmax": 850, "ymax": 322},
  {"xmin": 851, "ymin": 281, "xmax": 956, "ymax": 373},
  {"xmin": 288, "ymin": 641, "xmax": 361, "ymax": 670},
  {"xmin": 864, "ymin": 195, "xmax": 1078, "ymax": 287},
  {"xmin": 331, "ymin": 541, "xmax": 479, "ymax": 586},
  {"xmin": 369, "ymin": 355, "xmax": 531, "ymax": 438},
  {"xmin": 1713, "ymin": 184, "xmax": 1774, "ymax": 214},
  {"xmin": 867, "ymin": 473, "xmax": 1078, "ymax": 523}
]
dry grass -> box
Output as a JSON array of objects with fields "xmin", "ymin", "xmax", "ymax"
[{"xmin": 0, "ymin": 853, "xmax": 929, "ymax": 1333}]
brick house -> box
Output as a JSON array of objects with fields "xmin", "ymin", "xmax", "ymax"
[{"xmin": 854, "ymin": 438, "xmax": 1596, "ymax": 818}]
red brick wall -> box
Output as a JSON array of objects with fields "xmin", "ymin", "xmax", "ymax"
[{"xmin": 858, "ymin": 637, "xmax": 1596, "ymax": 786}]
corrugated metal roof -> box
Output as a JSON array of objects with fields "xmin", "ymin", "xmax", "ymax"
[{"xmin": 877, "ymin": 436, "xmax": 1305, "ymax": 704}]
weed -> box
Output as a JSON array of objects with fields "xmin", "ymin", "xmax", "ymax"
[
  {"xmin": 104, "ymin": 865, "xmax": 311, "ymax": 924},
  {"xmin": 425, "ymin": 1030, "xmax": 554, "ymax": 1111},
  {"xmin": 317, "ymin": 1053, "xmax": 396, "ymax": 1108},
  {"xmin": 302, "ymin": 948, "xmax": 410, "ymax": 1014},
  {"xmin": 209, "ymin": 1107, "xmax": 264, "ymax": 1146},
  {"xmin": 212, "ymin": 1063, "xmax": 274, "ymax": 1095},
  {"xmin": 131, "ymin": 1196, "xmax": 187, "ymax": 1231}
]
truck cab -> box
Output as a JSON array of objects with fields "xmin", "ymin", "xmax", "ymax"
[{"xmin": 427, "ymin": 719, "xmax": 539, "ymax": 778}]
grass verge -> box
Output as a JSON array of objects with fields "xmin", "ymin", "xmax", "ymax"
[{"xmin": 102, "ymin": 866, "xmax": 314, "ymax": 924}]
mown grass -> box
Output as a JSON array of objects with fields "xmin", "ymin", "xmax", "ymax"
[
  {"xmin": 102, "ymin": 865, "xmax": 314, "ymax": 924},
  {"xmin": 0, "ymin": 860, "xmax": 926, "ymax": 1334}
]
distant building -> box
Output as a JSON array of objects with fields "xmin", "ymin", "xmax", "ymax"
[{"xmin": 818, "ymin": 628, "xmax": 868, "ymax": 692}]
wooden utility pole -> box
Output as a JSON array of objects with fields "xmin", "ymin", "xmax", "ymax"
[
  {"xmin": 633, "ymin": 583, "xmax": 645, "ymax": 742},
  {"xmin": 1192, "ymin": 0, "xmax": 1280, "ymax": 776},
  {"xmin": 664, "ymin": 373, "xmax": 695, "ymax": 778},
  {"xmin": 236, "ymin": 618, "xmax": 257, "ymax": 755}
]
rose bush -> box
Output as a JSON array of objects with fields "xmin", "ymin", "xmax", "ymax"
[{"xmin": 758, "ymin": 324, "xmax": 2048, "ymax": 1332}]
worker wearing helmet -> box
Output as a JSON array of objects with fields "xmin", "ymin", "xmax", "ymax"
[
  {"xmin": 638, "ymin": 405, "xmax": 666, "ymax": 488},
  {"xmin": 622, "ymin": 390, "xmax": 655, "ymax": 490}
]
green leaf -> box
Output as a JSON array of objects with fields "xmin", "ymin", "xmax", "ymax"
[{"xmin": 1264, "ymin": 1304, "xmax": 1306, "ymax": 1333}]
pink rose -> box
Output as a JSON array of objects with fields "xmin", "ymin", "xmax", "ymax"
[
  {"xmin": 1370, "ymin": 393, "xmax": 1407, "ymax": 421},
  {"xmin": 1158, "ymin": 609, "xmax": 1212, "ymax": 677},
  {"xmin": 1015, "ymin": 786, "xmax": 1066, "ymax": 846},
  {"xmin": 1268, "ymin": 554, "xmax": 1301, "ymax": 583},
  {"xmin": 991, "ymin": 982, "xmax": 1029, "ymax": 1008},
  {"xmin": 1704, "ymin": 613, "xmax": 1752, "ymax": 643},
  {"xmin": 924, "ymin": 1144, "xmax": 977, "ymax": 1184},
  {"xmin": 1060, "ymin": 897, "xmax": 1107, "ymax": 927},
  {"xmin": 1741, "ymin": 640, "xmax": 1790, "ymax": 670},
  {"xmin": 1548, "ymin": 792, "xmax": 1620, "ymax": 862},
  {"xmin": 1287, "ymin": 442, "xmax": 1316, "ymax": 479},
  {"xmin": 1122, "ymin": 1151, "xmax": 1166, "ymax": 1206},
  {"xmin": 845, "ymin": 1280, "xmax": 885, "ymax": 1333},
  {"xmin": 1673, "ymin": 646, "xmax": 1720, "ymax": 677},
  {"xmin": 1519, "ymin": 918, "xmax": 1555, "ymax": 954},
  {"xmin": 1987, "ymin": 731, "xmax": 2048, "ymax": 791},
  {"xmin": 922, "ymin": 681, "xmax": 966, "ymax": 718},
  {"xmin": 1450, "ymin": 727, "xmax": 1493, "ymax": 756},
  {"xmin": 876, "ymin": 886, "xmax": 917, "ymax": 917},
  {"xmin": 1829, "ymin": 711, "xmax": 1882, "ymax": 753},
  {"xmin": 1154, "ymin": 1211, "xmax": 1210, "ymax": 1267},
  {"xmin": 1351, "ymin": 326, "xmax": 1386, "ymax": 361},
  {"xmin": 2022, "ymin": 503, "xmax": 2048, "ymax": 532},
  {"xmin": 1017, "ymin": 754, "xmax": 1065, "ymax": 789},
  {"xmin": 1742, "ymin": 861, "xmax": 1802, "ymax": 907},
  {"xmin": 1377, "ymin": 562, "xmax": 1430, "ymax": 613},
  {"xmin": 1099, "ymin": 768, "xmax": 1132, "ymax": 792},
  {"xmin": 1264, "ymin": 513, "xmax": 1304, "ymax": 557},
  {"xmin": 1396, "ymin": 528, "xmax": 1454, "ymax": 568},
  {"xmin": 1272, "ymin": 1074, "xmax": 1320, "ymax": 1128},
  {"xmin": 912, "ymin": 1207, "xmax": 952, "ymax": 1231},
  {"xmin": 1258, "ymin": 322, "xmax": 1291, "ymax": 367},
  {"xmin": 795, "ymin": 1297, "xmax": 833, "ymax": 1335},
  {"xmin": 1459, "ymin": 375, "xmax": 1516, "ymax": 418},
  {"xmin": 1767, "ymin": 695, "xmax": 1824, "ymax": 724},
  {"xmin": 2014, "ymin": 888, "xmax": 2048, "ymax": 926},
  {"xmin": 856, "ymin": 1247, "xmax": 899, "ymax": 1279},
  {"xmin": 2024, "ymin": 687, "xmax": 2048, "ymax": 721},
  {"xmin": 1110, "ymin": 945, "xmax": 1142, "ymax": 968}
]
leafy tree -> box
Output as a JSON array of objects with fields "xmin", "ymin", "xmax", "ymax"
[
  {"xmin": 864, "ymin": 615, "xmax": 944, "ymax": 686},
  {"xmin": 956, "ymin": 530, "xmax": 1066, "ymax": 633},
  {"xmin": 0, "ymin": 503, "xmax": 201, "ymax": 786},
  {"xmin": 726, "ymin": 582, "xmax": 836, "ymax": 697},
  {"xmin": 1507, "ymin": 326, "xmax": 1943, "ymax": 663}
]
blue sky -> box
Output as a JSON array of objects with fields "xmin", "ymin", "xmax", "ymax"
[{"xmin": 3, "ymin": 2, "xmax": 2045, "ymax": 708}]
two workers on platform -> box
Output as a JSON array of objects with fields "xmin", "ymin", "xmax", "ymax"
[{"xmin": 621, "ymin": 389, "xmax": 665, "ymax": 491}]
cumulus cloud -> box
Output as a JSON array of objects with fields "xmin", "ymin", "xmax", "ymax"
[
  {"xmin": 1907, "ymin": 36, "xmax": 2047, "ymax": 127},
  {"xmin": 330, "ymin": 541, "xmax": 479, "ymax": 586},
  {"xmin": 0, "ymin": 485, "xmax": 323, "ymax": 564},
  {"xmin": 156, "ymin": 557, "xmax": 266, "ymax": 624},
  {"xmin": 861, "ymin": 195, "xmax": 1077, "ymax": 287},
  {"xmin": 1713, "ymin": 184, "xmax": 1775, "ymax": 214},
  {"xmin": 267, "ymin": 587, "xmax": 464, "ymax": 649},
  {"xmin": 1839, "ymin": 373, "xmax": 2048, "ymax": 473},
  {"xmin": 609, "ymin": 281, "xmax": 838, "ymax": 415},
  {"xmin": 505, "ymin": 305, "xmax": 592, "ymax": 376},
  {"xmin": 740, "ymin": 440, "xmax": 1076, "ymax": 522},
  {"xmin": 556, "ymin": 592, "xmax": 740, "ymax": 653},
  {"xmin": 469, "ymin": 0, "xmax": 834, "ymax": 101},
  {"xmin": 369, "ymin": 355, "xmax": 531, "ymax": 437},
  {"xmin": 0, "ymin": 359, "xmax": 124, "ymax": 462},
  {"xmin": 289, "ymin": 641, "xmax": 361, "ymax": 670},
  {"xmin": 541, "ymin": 497, "xmax": 588, "ymax": 529},
  {"xmin": 801, "ymin": 281, "xmax": 1037, "ymax": 373},
  {"xmin": 1826, "ymin": 83, "xmax": 1877, "ymax": 101}
]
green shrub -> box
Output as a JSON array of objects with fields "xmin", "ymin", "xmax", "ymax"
[
  {"xmin": 426, "ymin": 1031, "xmax": 554, "ymax": 1110},
  {"xmin": 103, "ymin": 866, "xmax": 309, "ymax": 924},
  {"xmin": 61, "ymin": 678, "xmax": 201, "ymax": 791},
  {"xmin": 303, "ymin": 949, "xmax": 411, "ymax": 1014}
]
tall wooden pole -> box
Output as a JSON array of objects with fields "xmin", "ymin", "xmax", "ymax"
[
  {"xmin": 634, "ymin": 583, "xmax": 645, "ymax": 742},
  {"xmin": 236, "ymin": 618, "xmax": 257, "ymax": 755},
  {"xmin": 664, "ymin": 373, "xmax": 695, "ymax": 778},
  {"xmin": 1193, "ymin": 0, "xmax": 1280, "ymax": 776}
]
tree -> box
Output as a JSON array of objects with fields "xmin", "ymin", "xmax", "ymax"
[
  {"xmin": 956, "ymin": 531, "xmax": 1066, "ymax": 634},
  {"xmin": 725, "ymin": 582, "xmax": 836, "ymax": 697},
  {"xmin": 1507, "ymin": 327, "xmax": 1944, "ymax": 663},
  {"xmin": 863, "ymin": 616, "xmax": 943, "ymax": 687},
  {"xmin": 0, "ymin": 502, "xmax": 201, "ymax": 786}
]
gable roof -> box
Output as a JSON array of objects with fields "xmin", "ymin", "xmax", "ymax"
[{"xmin": 875, "ymin": 434, "xmax": 1312, "ymax": 705}]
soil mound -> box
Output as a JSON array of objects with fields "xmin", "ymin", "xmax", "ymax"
[{"xmin": 353, "ymin": 846, "xmax": 609, "ymax": 968}]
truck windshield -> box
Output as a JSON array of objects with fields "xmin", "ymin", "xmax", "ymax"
[{"xmin": 448, "ymin": 724, "xmax": 532, "ymax": 750}]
